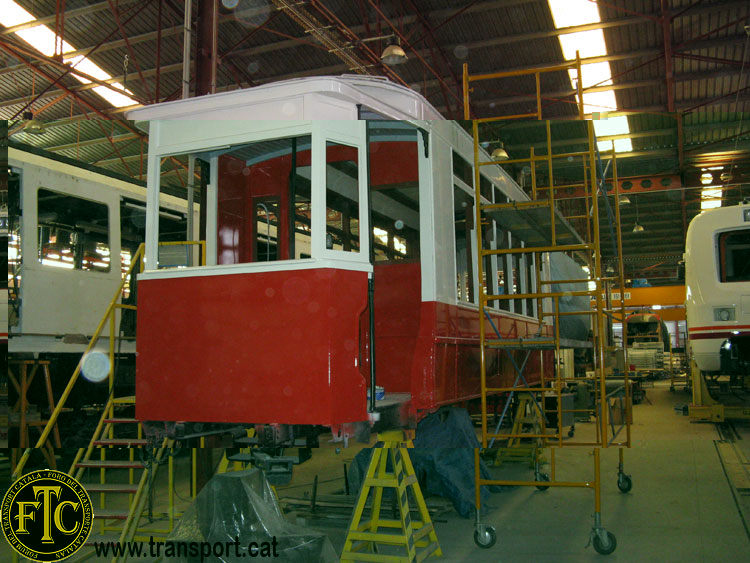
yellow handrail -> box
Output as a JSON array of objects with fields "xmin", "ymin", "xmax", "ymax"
[{"xmin": 12, "ymin": 244, "xmax": 146, "ymax": 480}]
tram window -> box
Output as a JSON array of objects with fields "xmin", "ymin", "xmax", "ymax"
[
  {"xmin": 325, "ymin": 141, "xmax": 360, "ymax": 253},
  {"xmin": 454, "ymin": 186, "xmax": 475, "ymax": 304},
  {"xmin": 493, "ymin": 187, "xmax": 511, "ymax": 312},
  {"xmin": 719, "ymin": 229, "xmax": 750, "ymax": 282},
  {"xmin": 511, "ymin": 243, "xmax": 521, "ymax": 314},
  {"xmin": 368, "ymin": 123, "xmax": 420, "ymax": 262},
  {"xmin": 526, "ymin": 252, "xmax": 536, "ymax": 317},
  {"xmin": 254, "ymin": 198, "xmax": 280, "ymax": 261},
  {"xmin": 37, "ymin": 188, "xmax": 110, "ymax": 272},
  {"xmin": 452, "ymin": 151, "xmax": 474, "ymax": 189},
  {"xmin": 210, "ymin": 134, "xmax": 313, "ymax": 265}
]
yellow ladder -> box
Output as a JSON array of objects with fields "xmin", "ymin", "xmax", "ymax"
[
  {"xmin": 341, "ymin": 431, "xmax": 441, "ymax": 562},
  {"xmin": 494, "ymin": 393, "xmax": 544, "ymax": 466},
  {"xmin": 67, "ymin": 396, "xmax": 175, "ymax": 562}
]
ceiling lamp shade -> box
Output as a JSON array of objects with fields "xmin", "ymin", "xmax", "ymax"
[
  {"xmin": 633, "ymin": 196, "xmax": 645, "ymax": 233},
  {"xmin": 381, "ymin": 43, "xmax": 407, "ymax": 65},
  {"xmin": 22, "ymin": 111, "xmax": 46, "ymax": 135},
  {"xmin": 491, "ymin": 143, "xmax": 509, "ymax": 160},
  {"xmin": 618, "ymin": 195, "xmax": 631, "ymax": 205}
]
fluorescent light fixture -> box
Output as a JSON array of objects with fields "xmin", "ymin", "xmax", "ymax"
[
  {"xmin": 559, "ymin": 30, "xmax": 608, "ymax": 60},
  {"xmin": 0, "ymin": 1, "xmax": 137, "ymax": 108},
  {"xmin": 652, "ymin": 305, "xmax": 662, "ymax": 310},
  {"xmin": 700, "ymin": 187, "xmax": 722, "ymax": 210},
  {"xmin": 548, "ymin": 0, "xmax": 601, "ymax": 27},
  {"xmin": 548, "ymin": 0, "xmax": 633, "ymax": 152},
  {"xmin": 700, "ymin": 173, "xmax": 713, "ymax": 185}
]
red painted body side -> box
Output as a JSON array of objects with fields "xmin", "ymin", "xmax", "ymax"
[
  {"xmin": 373, "ymin": 263, "xmax": 545, "ymax": 420},
  {"xmin": 136, "ymin": 263, "xmax": 545, "ymax": 426},
  {"xmin": 135, "ymin": 268, "xmax": 369, "ymax": 426}
]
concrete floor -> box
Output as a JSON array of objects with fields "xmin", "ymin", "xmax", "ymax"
[
  {"xmin": 287, "ymin": 380, "xmax": 750, "ymax": 562},
  {"xmin": 3, "ymin": 380, "xmax": 750, "ymax": 561}
]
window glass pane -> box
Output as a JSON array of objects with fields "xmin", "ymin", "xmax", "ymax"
[
  {"xmin": 510, "ymin": 234, "xmax": 522, "ymax": 314},
  {"xmin": 495, "ymin": 225, "xmax": 510, "ymax": 312},
  {"xmin": 720, "ymin": 229, "xmax": 750, "ymax": 282},
  {"xmin": 452, "ymin": 151, "xmax": 473, "ymax": 188},
  {"xmin": 326, "ymin": 141, "xmax": 360, "ymax": 253},
  {"xmin": 526, "ymin": 252, "xmax": 536, "ymax": 317},
  {"xmin": 214, "ymin": 135, "xmax": 313, "ymax": 265},
  {"xmin": 37, "ymin": 188, "xmax": 110, "ymax": 272},
  {"xmin": 454, "ymin": 186, "xmax": 475, "ymax": 303},
  {"xmin": 368, "ymin": 123, "xmax": 420, "ymax": 262}
]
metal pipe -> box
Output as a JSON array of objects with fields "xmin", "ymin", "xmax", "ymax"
[
  {"xmin": 256, "ymin": 202, "xmax": 271, "ymax": 261},
  {"xmin": 182, "ymin": 0, "xmax": 192, "ymax": 99},
  {"xmin": 187, "ymin": 155, "xmax": 195, "ymax": 264},
  {"xmin": 366, "ymin": 122, "xmax": 377, "ymax": 414}
]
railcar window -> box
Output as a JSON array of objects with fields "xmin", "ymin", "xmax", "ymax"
[
  {"xmin": 325, "ymin": 141, "xmax": 360, "ymax": 253},
  {"xmin": 719, "ymin": 229, "xmax": 750, "ymax": 282},
  {"xmin": 493, "ymin": 187, "xmax": 511, "ymax": 312},
  {"xmin": 454, "ymin": 186, "xmax": 475, "ymax": 304},
  {"xmin": 37, "ymin": 188, "xmax": 110, "ymax": 272},
  {"xmin": 525, "ymin": 250, "xmax": 536, "ymax": 317},
  {"xmin": 203, "ymin": 134, "xmax": 313, "ymax": 265},
  {"xmin": 8, "ymin": 171, "xmax": 20, "ymax": 325},
  {"xmin": 368, "ymin": 123, "xmax": 420, "ymax": 262}
]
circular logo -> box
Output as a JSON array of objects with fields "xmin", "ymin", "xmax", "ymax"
[{"xmin": 1, "ymin": 470, "xmax": 93, "ymax": 561}]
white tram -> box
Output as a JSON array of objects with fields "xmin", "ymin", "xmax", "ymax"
[{"xmin": 685, "ymin": 200, "xmax": 750, "ymax": 376}]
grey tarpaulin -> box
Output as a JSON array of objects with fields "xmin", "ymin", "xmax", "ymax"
[
  {"xmin": 348, "ymin": 408, "xmax": 503, "ymax": 518},
  {"xmin": 166, "ymin": 469, "xmax": 337, "ymax": 562}
]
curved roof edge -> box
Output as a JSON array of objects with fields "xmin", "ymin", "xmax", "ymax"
[{"xmin": 127, "ymin": 75, "xmax": 444, "ymax": 123}]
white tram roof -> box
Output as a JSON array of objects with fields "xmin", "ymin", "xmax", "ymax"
[{"xmin": 127, "ymin": 75, "xmax": 444, "ymax": 123}]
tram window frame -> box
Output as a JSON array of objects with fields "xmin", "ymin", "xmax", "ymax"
[
  {"xmin": 37, "ymin": 188, "xmax": 111, "ymax": 273},
  {"xmin": 493, "ymin": 187, "xmax": 511, "ymax": 312},
  {"xmin": 719, "ymin": 228, "xmax": 750, "ymax": 282},
  {"xmin": 453, "ymin": 180, "xmax": 475, "ymax": 304},
  {"xmin": 325, "ymin": 141, "xmax": 361, "ymax": 254},
  {"xmin": 367, "ymin": 123, "xmax": 421, "ymax": 263}
]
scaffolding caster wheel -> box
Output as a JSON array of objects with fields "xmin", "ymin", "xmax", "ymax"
[
  {"xmin": 593, "ymin": 530, "xmax": 617, "ymax": 555},
  {"xmin": 474, "ymin": 525, "xmax": 497, "ymax": 549},
  {"xmin": 617, "ymin": 473, "xmax": 632, "ymax": 493},
  {"xmin": 535, "ymin": 472, "xmax": 550, "ymax": 491}
]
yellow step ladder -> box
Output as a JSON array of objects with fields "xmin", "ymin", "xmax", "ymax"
[{"xmin": 341, "ymin": 430, "xmax": 441, "ymax": 562}]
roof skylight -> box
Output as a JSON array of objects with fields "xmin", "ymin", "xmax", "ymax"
[
  {"xmin": 548, "ymin": 0, "xmax": 633, "ymax": 153},
  {"xmin": 0, "ymin": 1, "xmax": 137, "ymax": 109}
]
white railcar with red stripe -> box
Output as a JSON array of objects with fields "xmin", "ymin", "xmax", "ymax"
[{"xmin": 685, "ymin": 200, "xmax": 750, "ymax": 374}]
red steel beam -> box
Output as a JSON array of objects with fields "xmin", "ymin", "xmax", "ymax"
[
  {"xmin": 661, "ymin": 0, "xmax": 675, "ymax": 113},
  {"xmin": 107, "ymin": 0, "xmax": 155, "ymax": 102},
  {"xmin": 365, "ymin": 0, "xmax": 461, "ymax": 105},
  {"xmin": 94, "ymin": 118, "xmax": 135, "ymax": 176},
  {"xmin": 305, "ymin": 0, "xmax": 407, "ymax": 85},
  {"xmin": 195, "ymin": 0, "xmax": 218, "ymax": 96},
  {"xmin": 673, "ymin": 52, "xmax": 747, "ymax": 68},
  {"xmin": 156, "ymin": 0, "xmax": 163, "ymax": 101},
  {"xmin": 1, "ymin": 0, "xmax": 152, "ymax": 119}
]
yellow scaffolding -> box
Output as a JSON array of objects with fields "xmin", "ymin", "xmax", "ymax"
[{"xmin": 463, "ymin": 62, "xmax": 631, "ymax": 555}]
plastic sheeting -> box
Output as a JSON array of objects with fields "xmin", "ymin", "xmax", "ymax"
[
  {"xmin": 166, "ymin": 469, "xmax": 337, "ymax": 562},
  {"xmin": 348, "ymin": 408, "xmax": 502, "ymax": 518}
]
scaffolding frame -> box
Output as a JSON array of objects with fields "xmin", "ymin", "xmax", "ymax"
[{"xmin": 463, "ymin": 61, "xmax": 632, "ymax": 554}]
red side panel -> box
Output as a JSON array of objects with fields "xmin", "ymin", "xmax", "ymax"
[
  {"xmin": 372, "ymin": 263, "xmax": 547, "ymax": 419},
  {"xmin": 136, "ymin": 268, "xmax": 369, "ymax": 426}
]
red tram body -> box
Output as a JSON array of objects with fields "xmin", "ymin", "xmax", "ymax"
[{"xmin": 128, "ymin": 78, "xmax": 550, "ymax": 433}]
